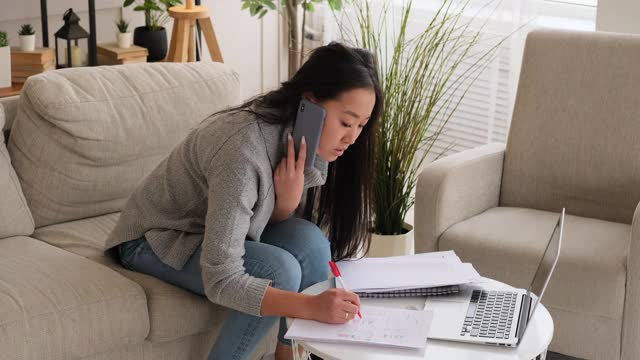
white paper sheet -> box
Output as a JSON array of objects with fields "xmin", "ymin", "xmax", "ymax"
[
  {"xmin": 285, "ymin": 306, "xmax": 433, "ymax": 349},
  {"xmin": 359, "ymin": 250, "xmax": 461, "ymax": 264}
]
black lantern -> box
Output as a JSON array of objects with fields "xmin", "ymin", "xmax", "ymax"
[{"xmin": 54, "ymin": 8, "xmax": 89, "ymax": 68}]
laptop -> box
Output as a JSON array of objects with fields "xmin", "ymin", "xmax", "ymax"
[{"xmin": 425, "ymin": 208, "xmax": 564, "ymax": 347}]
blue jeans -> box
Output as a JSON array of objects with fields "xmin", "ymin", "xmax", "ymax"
[{"xmin": 117, "ymin": 217, "xmax": 331, "ymax": 360}]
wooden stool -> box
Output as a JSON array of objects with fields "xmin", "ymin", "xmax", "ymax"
[{"xmin": 167, "ymin": 0, "xmax": 223, "ymax": 63}]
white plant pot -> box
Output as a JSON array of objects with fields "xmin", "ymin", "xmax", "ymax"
[
  {"xmin": 19, "ymin": 34, "xmax": 36, "ymax": 52},
  {"xmin": 117, "ymin": 32, "xmax": 131, "ymax": 49},
  {"xmin": 0, "ymin": 46, "xmax": 10, "ymax": 88},
  {"xmin": 367, "ymin": 223, "xmax": 414, "ymax": 258}
]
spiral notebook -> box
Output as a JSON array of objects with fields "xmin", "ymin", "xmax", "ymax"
[
  {"xmin": 356, "ymin": 284, "xmax": 459, "ymax": 298},
  {"xmin": 336, "ymin": 251, "xmax": 480, "ymax": 297}
]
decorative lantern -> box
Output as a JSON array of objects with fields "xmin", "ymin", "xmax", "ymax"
[{"xmin": 54, "ymin": 8, "xmax": 89, "ymax": 68}]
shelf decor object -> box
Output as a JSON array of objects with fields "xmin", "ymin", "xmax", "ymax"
[{"xmin": 40, "ymin": 0, "xmax": 97, "ymax": 66}]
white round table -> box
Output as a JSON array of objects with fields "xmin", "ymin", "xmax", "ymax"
[{"xmin": 287, "ymin": 278, "xmax": 553, "ymax": 360}]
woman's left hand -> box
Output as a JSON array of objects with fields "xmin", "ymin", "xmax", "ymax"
[{"xmin": 272, "ymin": 133, "xmax": 306, "ymax": 220}]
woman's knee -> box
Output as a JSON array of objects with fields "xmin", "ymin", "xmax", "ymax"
[
  {"xmin": 290, "ymin": 219, "xmax": 331, "ymax": 288},
  {"xmin": 246, "ymin": 247, "xmax": 302, "ymax": 293},
  {"xmin": 291, "ymin": 217, "xmax": 329, "ymax": 246},
  {"xmin": 271, "ymin": 251, "xmax": 302, "ymax": 292},
  {"xmin": 295, "ymin": 218, "xmax": 331, "ymax": 255}
]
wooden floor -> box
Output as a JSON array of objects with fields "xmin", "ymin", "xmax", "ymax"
[{"xmin": 547, "ymin": 352, "xmax": 583, "ymax": 360}]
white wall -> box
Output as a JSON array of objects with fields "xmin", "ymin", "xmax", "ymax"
[
  {"xmin": 0, "ymin": 0, "xmax": 285, "ymax": 100},
  {"xmin": 596, "ymin": 0, "xmax": 640, "ymax": 34}
]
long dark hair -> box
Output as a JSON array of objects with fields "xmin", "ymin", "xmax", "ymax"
[{"xmin": 225, "ymin": 42, "xmax": 383, "ymax": 260}]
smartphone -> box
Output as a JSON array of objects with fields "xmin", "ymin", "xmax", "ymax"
[{"xmin": 292, "ymin": 98, "xmax": 326, "ymax": 169}]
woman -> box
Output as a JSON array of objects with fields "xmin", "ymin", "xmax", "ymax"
[{"xmin": 105, "ymin": 42, "xmax": 383, "ymax": 360}]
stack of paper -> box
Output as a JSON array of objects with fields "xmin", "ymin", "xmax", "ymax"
[
  {"xmin": 285, "ymin": 306, "xmax": 433, "ymax": 349},
  {"xmin": 336, "ymin": 250, "xmax": 480, "ymax": 294}
]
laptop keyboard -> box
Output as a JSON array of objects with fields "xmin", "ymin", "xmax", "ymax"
[{"xmin": 460, "ymin": 290, "xmax": 517, "ymax": 339}]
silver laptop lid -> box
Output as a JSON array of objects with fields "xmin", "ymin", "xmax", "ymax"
[{"xmin": 518, "ymin": 208, "xmax": 564, "ymax": 341}]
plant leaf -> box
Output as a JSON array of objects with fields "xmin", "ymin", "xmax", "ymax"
[
  {"xmin": 265, "ymin": 0, "xmax": 276, "ymax": 10},
  {"xmin": 327, "ymin": 0, "xmax": 341, "ymax": 10},
  {"xmin": 249, "ymin": 4, "xmax": 258, "ymax": 16},
  {"xmin": 123, "ymin": 0, "xmax": 135, "ymax": 7},
  {"xmin": 259, "ymin": 8, "xmax": 269, "ymax": 18},
  {"xmin": 302, "ymin": 1, "xmax": 314, "ymax": 11},
  {"xmin": 133, "ymin": 5, "xmax": 147, "ymax": 11}
]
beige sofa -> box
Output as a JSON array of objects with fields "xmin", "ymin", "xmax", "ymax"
[
  {"xmin": 0, "ymin": 62, "xmax": 276, "ymax": 360},
  {"xmin": 415, "ymin": 29, "xmax": 640, "ymax": 360}
]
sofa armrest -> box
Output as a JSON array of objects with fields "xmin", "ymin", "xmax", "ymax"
[
  {"xmin": 622, "ymin": 201, "xmax": 640, "ymax": 360},
  {"xmin": 414, "ymin": 143, "xmax": 505, "ymax": 254},
  {"xmin": 0, "ymin": 95, "xmax": 19, "ymax": 132}
]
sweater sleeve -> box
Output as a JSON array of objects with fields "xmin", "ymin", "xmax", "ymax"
[{"xmin": 199, "ymin": 138, "xmax": 272, "ymax": 317}]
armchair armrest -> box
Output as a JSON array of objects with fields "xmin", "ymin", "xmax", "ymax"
[
  {"xmin": 622, "ymin": 201, "xmax": 640, "ymax": 360},
  {"xmin": 414, "ymin": 143, "xmax": 505, "ymax": 254}
]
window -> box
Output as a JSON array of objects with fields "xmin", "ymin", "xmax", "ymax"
[
  {"xmin": 418, "ymin": 0, "xmax": 597, "ymax": 161},
  {"xmin": 545, "ymin": 0, "xmax": 597, "ymax": 7},
  {"xmin": 319, "ymin": 0, "xmax": 596, "ymax": 161}
]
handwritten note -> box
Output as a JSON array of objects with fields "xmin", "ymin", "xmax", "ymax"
[{"xmin": 285, "ymin": 306, "xmax": 433, "ymax": 349}]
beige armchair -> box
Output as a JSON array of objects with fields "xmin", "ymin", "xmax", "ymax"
[{"xmin": 415, "ymin": 29, "xmax": 640, "ymax": 360}]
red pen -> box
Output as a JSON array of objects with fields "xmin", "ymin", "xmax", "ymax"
[{"xmin": 329, "ymin": 260, "xmax": 363, "ymax": 319}]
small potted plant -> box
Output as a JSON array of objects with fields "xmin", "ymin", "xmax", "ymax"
[
  {"xmin": 123, "ymin": 0, "xmax": 182, "ymax": 62},
  {"xmin": 115, "ymin": 18, "xmax": 131, "ymax": 49},
  {"xmin": 0, "ymin": 31, "xmax": 10, "ymax": 88},
  {"xmin": 18, "ymin": 23, "xmax": 36, "ymax": 52}
]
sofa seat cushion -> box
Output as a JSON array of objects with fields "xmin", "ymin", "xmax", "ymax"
[
  {"xmin": 33, "ymin": 212, "xmax": 121, "ymax": 266},
  {"xmin": 33, "ymin": 213, "xmax": 227, "ymax": 342},
  {"xmin": 0, "ymin": 236, "xmax": 149, "ymax": 359},
  {"xmin": 439, "ymin": 207, "xmax": 629, "ymax": 320}
]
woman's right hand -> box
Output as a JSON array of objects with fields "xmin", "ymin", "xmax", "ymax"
[{"xmin": 306, "ymin": 288, "xmax": 361, "ymax": 324}]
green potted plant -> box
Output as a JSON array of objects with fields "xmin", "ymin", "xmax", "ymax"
[
  {"xmin": 0, "ymin": 31, "xmax": 10, "ymax": 88},
  {"xmin": 18, "ymin": 23, "xmax": 36, "ymax": 52},
  {"xmin": 115, "ymin": 18, "xmax": 131, "ymax": 49},
  {"xmin": 340, "ymin": 0, "xmax": 504, "ymax": 256},
  {"xmin": 123, "ymin": 0, "xmax": 182, "ymax": 61}
]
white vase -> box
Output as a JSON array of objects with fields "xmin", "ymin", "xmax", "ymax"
[
  {"xmin": 0, "ymin": 46, "xmax": 10, "ymax": 88},
  {"xmin": 367, "ymin": 223, "xmax": 414, "ymax": 257},
  {"xmin": 19, "ymin": 34, "xmax": 36, "ymax": 52},
  {"xmin": 117, "ymin": 32, "xmax": 131, "ymax": 49}
]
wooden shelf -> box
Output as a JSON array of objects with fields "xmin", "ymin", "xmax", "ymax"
[{"xmin": 0, "ymin": 83, "xmax": 23, "ymax": 98}]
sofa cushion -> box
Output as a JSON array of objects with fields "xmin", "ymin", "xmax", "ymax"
[
  {"xmin": 0, "ymin": 236, "xmax": 149, "ymax": 359},
  {"xmin": 32, "ymin": 212, "xmax": 121, "ymax": 265},
  {"xmin": 0, "ymin": 106, "xmax": 34, "ymax": 238},
  {"xmin": 33, "ymin": 213, "xmax": 227, "ymax": 342},
  {"xmin": 439, "ymin": 207, "xmax": 629, "ymax": 320},
  {"xmin": 8, "ymin": 62, "xmax": 241, "ymax": 227}
]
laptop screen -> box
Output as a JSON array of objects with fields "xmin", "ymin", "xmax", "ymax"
[
  {"xmin": 529, "ymin": 211, "xmax": 563, "ymax": 299},
  {"xmin": 520, "ymin": 208, "xmax": 564, "ymax": 339}
]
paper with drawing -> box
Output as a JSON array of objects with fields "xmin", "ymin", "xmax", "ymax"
[{"xmin": 285, "ymin": 306, "xmax": 433, "ymax": 349}]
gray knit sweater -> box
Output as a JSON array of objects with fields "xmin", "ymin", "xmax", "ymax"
[{"xmin": 105, "ymin": 108, "xmax": 328, "ymax": 316}]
